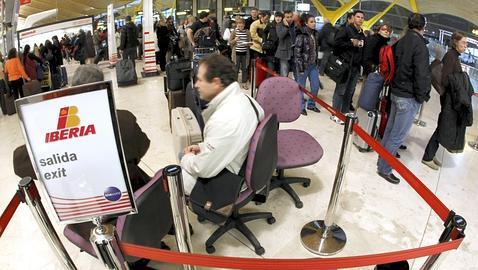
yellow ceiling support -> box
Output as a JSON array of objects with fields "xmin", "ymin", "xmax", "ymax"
[
  {"xmin": 310, "ymin": 0, "xmax": 359, "ymax": 25},
  {"xmin": 409, "ymin": 0, "xmax": 419, "ymax": 12},
  {"xmin": 362, "ymin": 0, "xmax": 399, "ymax": 30}
]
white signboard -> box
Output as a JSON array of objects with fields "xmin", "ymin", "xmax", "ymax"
[
  {"xmin": 16, "ymin": 81, "xmax": 136, "ymax": 223},
  {"xmin": 297, "ymin": 3, "xmax": 311, "ymax": 12}
]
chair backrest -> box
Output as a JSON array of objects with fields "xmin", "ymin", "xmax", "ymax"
[
  {"xmin": 255, "ymin": 77, "xmax": 302, "ymax": 123},
  {"xmin": 116, "ymin": 170, "xmax": 173, "ymax": 260},
  {"xmin": 244, "ymin": 114, "xmax": 278, "ymax": 192}
]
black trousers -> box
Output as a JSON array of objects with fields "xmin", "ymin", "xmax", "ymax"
[
  {"xmin": 158, "ymin": 47, "xmax": 168, "ymax": 71},
  {"xmin": 9, "ymin": 78, "xmax": 24, "ymax": 100},
  {"xmin": 423, "ymin": 129, "xmax": 440, "ymax": 161}
]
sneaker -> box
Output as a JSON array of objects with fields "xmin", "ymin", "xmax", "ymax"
[
  {"xmin": 395, "ymin": 152, "xmax": 400, "ymax": 159},
  {"xmin": 301, "ymin": 109, "xmax": 307, "ymax": 116},
  {"xmin": 433, "ymin": 157, "xmax": 442, "ymax": 167},
  {"xmin": 399, "ymin": 145, "xmax": 407, "ymax": 150},
  {"xmin": 377, "ymin": 172, "xmax": 400, "ymax": 184},
  {"xmin": 422, "ymin": 159, "xmax": 439, "ymax": 170},
  {"xmin": 330, "ymin": 115, "xmax": 344, "ymax": 125},
  {"xmin": 307, "ymin": 106, "xmax": 321, "ymax": 113}
]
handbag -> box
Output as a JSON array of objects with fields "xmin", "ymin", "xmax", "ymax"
[
  {"xmin": 189, "ymin": 169, "xmax": 244, "ymax": 223},
  {"xmin": 325, "ymin": 54, "xmax": 349, "ymax": 83}
]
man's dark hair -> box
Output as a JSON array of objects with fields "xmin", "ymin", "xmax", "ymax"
[
  {"xmin": 353, "ymin": 10, "xmax": 364, "ymax": 16},
  {"xmin": 275, "ymin": 11, "xmax": 284, "ymax": 18},
  {"xmin": 199, "ymin": 54, "xmax": 237, "ymax": 88},
  {"xmin": 251, "ymin": 7, "xmax": 258, "ymax": 12},
  {"xmin": 283, "ymin": 10, "xmax": 293, "ymax": 15},
  {"xmin": 346, "ymin": 12, "xmax": 354, "ymax": 20},
  {"xmin": 198, "ymin": 11, "xmax": 209, "ymax": 20},
  {"xmin": 408, "ymin": 13, "xmax": 426, "ymax": 30},
  {"xmin": 125, "ymin": 15, "xmax": 132, "ymax": 22},
  {"xmin": 259, "ymin": 11, "xmax": 270, "ymax": 18}
]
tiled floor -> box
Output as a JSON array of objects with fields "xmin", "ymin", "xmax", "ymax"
[{"xmin": 0, "ymin": 62, "xmax": 477, "ymax": 270}]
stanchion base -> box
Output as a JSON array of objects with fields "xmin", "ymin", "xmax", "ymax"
[
  {"xmin": 141, "ymin": 70, "xmax": 160, "ymax": 78},
  {"xmin": 300, "ymin": 220, "xmax": 346, "ymax": 256},
  {"xmin": 468, "ymin": 141, "xmax": 478, "ymax": 151},
  {"xmin": 413, "ymin": 119, "xmax": 427, "ymax": 127}
]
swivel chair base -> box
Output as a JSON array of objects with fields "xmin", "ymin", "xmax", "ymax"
[
  {"xmin": 259, "ymin": 169, "xmax": 311, "ymax": 208},
  {"xmin": 205, "ymin": 210, "xmax": 275, "ymax": 256}
]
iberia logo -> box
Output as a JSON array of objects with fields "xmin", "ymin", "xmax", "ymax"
[{"xmin": 45, "ymin": 106, "xmax": 96, "ymax": 143}]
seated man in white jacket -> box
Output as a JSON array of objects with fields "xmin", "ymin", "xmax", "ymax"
[{"xmin": 181, "ymin": 54, "xmax": 264, "ymax": 194}]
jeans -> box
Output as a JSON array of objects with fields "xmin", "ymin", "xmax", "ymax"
[
  {"xmin": 298, "ymin": 64, "xmax": 320, "ymax": 110},
  {"xmin": 236, "ymin": 53, "xmax": 248, "ymax": 83},
  {"xmin": 280, "ymin": 58, "xmax": 298, "ymax": 80},
  {"xmin": 332, "ymin": 67, "xmax": 360, "ymax": 114},
  {"xmin": 377, "ymin": 94, "xmax": 420, "ymax": 174},
  {"xmin": 318, "ymin": 50, "xmax": 331, "ymax": 75},
  {"xmin": 423, "ymin": 129, "xmax": 439, "ymax": 161}
]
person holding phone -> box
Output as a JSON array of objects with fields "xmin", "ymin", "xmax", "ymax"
[{"xmin": 229, "ymin": 17, "xmax": 252, "ymax": 89}]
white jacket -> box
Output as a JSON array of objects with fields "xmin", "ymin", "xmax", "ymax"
[{"xmin": 181, "ymin": 82, "xmax": 264, "ymax": 194}]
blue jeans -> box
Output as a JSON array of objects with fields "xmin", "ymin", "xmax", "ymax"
[
  {"xmin": 377, "ymin": 94, "xmax": 420, "ymax": 174},
  {"xmin": 280, "ymin": 59, "xmax": 298, "ymax": 80},
  {"xmin": 332, "ymin": 67, "xmax": 360, "ymax": 114},
  {"xmin": 298, "ymin": 64, "xmax": 320, "ymax": 110}
]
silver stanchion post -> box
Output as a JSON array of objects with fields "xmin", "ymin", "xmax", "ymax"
[
  {"xmin": 300, "ymin": 113, "xmax": 357, "ymax": 256},
  {"xmin": 420, "ymin": 212, "xmax": 467, "ymax": 270},
  {"xmin": 163, "ymin": 165, "xmax": 195, "ymax": 270},
  {"xmin": 18, "ymin": 177, "xmax": 77, "ymax": 270},
  {"xmin": 414, "ymin": 104, "xmax": 427, "ymax": 127},
  {"xmin": 250, "ymin": 59, "xmax": 256, "ymax": 98},
  {"xmin": 468, "ymin": 135, "xmax": 478, "ymax": 151},
  {"xmin": 90, "ymin": 216, "xmax": 128, "ymax": 270}
]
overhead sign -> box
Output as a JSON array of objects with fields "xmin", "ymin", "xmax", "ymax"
[
  {"xmin": 16, "ymin": 81, "xmax": 136, "ymax": 223},
  {"xmin": 297, "ymin": 3, "xmax": 310, "ymax": 12}
]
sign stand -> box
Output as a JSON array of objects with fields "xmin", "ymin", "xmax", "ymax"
[
  {"xmin": 107, "ymin": 4, "xmax": 118, "ymax": 67},
  {"xmin": 90, "ymin": 216, "xmax": 128, "ymax": 270},
  {"xmin": 18, "ymin": 177, "xmax": 77, "ymax": 270},
  {"xmin": 300, "ymin": 113, "xmax": 357, "ymax": 256},
  {"xmin": 141, "ymin": 0, "xmax": 159, "ymax": 77}
]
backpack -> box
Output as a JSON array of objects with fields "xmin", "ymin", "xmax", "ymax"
[
  {"xmin": 193, "ymin": 26, "xmax": 216, "ymax": 48},
  {"xmin": 379, "ymin": 45, "xmax": 395, "ymax": 84},
  {"xmin": 430, "ymin": 59, "xmax": 445, "ymax": 96},
  {"xmin": 262, "ymin": 25, "xmax": 278, "ymax": 53}
]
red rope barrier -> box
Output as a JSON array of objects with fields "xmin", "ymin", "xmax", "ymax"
[
  {"xmin": 255, "ymin": 60, "xmax": 450, "ymax": 221},
  {"xmin": 121, "ymin": 238, "xmax": 462, "ymax": 269},
  {"xmin": 0, "ymin": 193, "xmax": 21, "ymax": 238}
]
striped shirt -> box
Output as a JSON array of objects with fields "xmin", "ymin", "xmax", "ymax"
[{"xmin": 234, "ymin": 29, "xmax": 248, "ymax": 53}]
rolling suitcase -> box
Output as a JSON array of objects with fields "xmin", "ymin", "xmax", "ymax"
[
  {"xmin": 166, "ymin": 87, "xmax": 186, "ymax": 125},
  {"xmin": 116, "ymin": 59, "xmax": 138, "ymax": 87},
  {"xmin": 4, "ymin": 93, "xmax": 16, "ymax": 115},
  {"xmin": 353, "ymin": 107, "xmax": 381, "ymax": 152},
  {"xmin": 22, "ymin": 80, "xmax": 42, "ymax": 97},
  {"xmin": 0, "ymin": 80, "xmax": 8, "ymax": 115},
  {"xmin": 358, "ymin": 72, "xmax": 384, "ymax": 111},
  {"xmin": 165, "ymin": 58, "xmax": 191, "ymax": 91},
  {"xmin": 171, "ymin": 107, "xmax": 203, "ymax": 161}
]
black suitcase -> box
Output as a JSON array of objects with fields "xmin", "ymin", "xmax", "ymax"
[
  {"xmin": 185, "ymin": 82, "xmax": 205, "ymax": 131},
  {"xmin": 165, "ymin": 58, "xmax": 191, "ymax": 91},
  {"xmin": 4, "ymin": 93, "xmax": 16, "ymax": 115},
  {"xmin": 353, "ymin": 107, "xmax": 381, "ymax": 152},
  {"xmin": 116, "ymin": 59, "xmax": 138, "ymax": 87},
  {"xmin": 0, "ymin": 80, "xmax": 8, "ymax": 115}
]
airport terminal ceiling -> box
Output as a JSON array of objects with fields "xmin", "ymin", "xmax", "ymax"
[{"xmin": 18, "ymin": 0, "xmax": 478, "ymax": 28}]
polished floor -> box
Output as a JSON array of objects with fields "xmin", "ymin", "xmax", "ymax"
[{"xmin": 0, "ymin": 62, "xmax": 477, "ymax": 270}]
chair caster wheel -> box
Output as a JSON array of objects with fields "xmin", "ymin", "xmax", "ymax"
[
  {"xmin": 267, "ymin": 217, "xmax": 276, "ymax": 224},
  {"xmin": 198, "ymin": 216, "xmax": 206, "ymax": 223},
  {"xmin": 255, "ymin": 201, "xmax": 263, "ymax": 206},
  {"xmin": 303, "ymin": 182, "xmax": 310, "ymax": 188},
  {"xmin": 255, "ymin": 246, "xmax": 265, "ymax": 255},
  {"xmin": 295, "ymin": 201, "xmax": 303, "ymax": 209},
  {"xmin": 206, "ymin": 245, "xmax": 215, "ymax": 254}
]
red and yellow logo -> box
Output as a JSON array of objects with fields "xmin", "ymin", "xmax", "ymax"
[{"xmin": 45, "ymin": 106, "xmax": 96, "ymax": 143}]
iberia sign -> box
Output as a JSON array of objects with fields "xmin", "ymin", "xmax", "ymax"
[{"xmin": 16, "ymin": 81, "xmax": 136, "ymax": 223}]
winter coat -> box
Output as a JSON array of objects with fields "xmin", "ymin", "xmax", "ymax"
[
  {"xmin": 333, "ymin": 23, "xmax": 365, "ymax": 67},
  {"xmin": 156, "ymin": 25, "xmax": 170, "ymax": 49},
  {"xmin": 262, "ymin": 21, "xmax": 279, "ymax": 56},
  {"xmin": 120, "ymin": 22, "xmax": 139, "ymax": 50},
  {"xmin": 318, "ymin": 22, "xmax": 336, "ymax": 52},
  {"xmin": 294, "ymin": 26, "xmax": 319, "ymax": 73},
  {"xmin": 275, "ymin": 22, "xmax": 294, "ymax": 60},
  {"xmin": 438, "ymin": 72, "xmax": 474, "ymax": 152},
  {"xmin": 250, "ymin": 19, "xmax": 266, "ymax": 54},
  {"xmin": 390, "ymin": 30, "xmax": 431, "ymax": 104},
  {"xmin": 362, "ymin": 33, "xmax": 390, "ymax": 75},
  {"xmin": 85, "ymin": 33, "xmax": 96, "ymax": 58},
  {"xmin": 229, "ymin": 29, "xmax": 251, "ymax": 65}
]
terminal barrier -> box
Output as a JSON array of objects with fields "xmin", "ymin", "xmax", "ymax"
[{"xmin": 0, "ymin": 59, "xmax": 468, "ymax": 269}]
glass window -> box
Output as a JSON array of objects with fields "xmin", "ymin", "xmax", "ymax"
[
  {"xmin": 176, "ymin": 0, "xmax": 193, "ymax": 23},
  {"xmin": 198, "ymin": 0, "xmax": 217, "ymax": 14}
]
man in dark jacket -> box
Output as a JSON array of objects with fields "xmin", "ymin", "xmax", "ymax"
[
  {"xmin": 331, "ymin": 10, "xmax": 366, "ymax": 119},
  {"xmin": 276, "ymin": 10, "xmax": 296, "ymax": 77},
  {"xmin": 245, "ymin": 7, "xmax": 259, "ymax": 30},
  {"xmin": 318, "ymin": 18, "xmax": 336, "ymax": 75},
  {"xmin": 377, "ymin": 13, "xmax": 431, "ymax": 184},
  {"xmin": 120, "ymin": 16, "xmax": 139, "ymax": 60}
]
